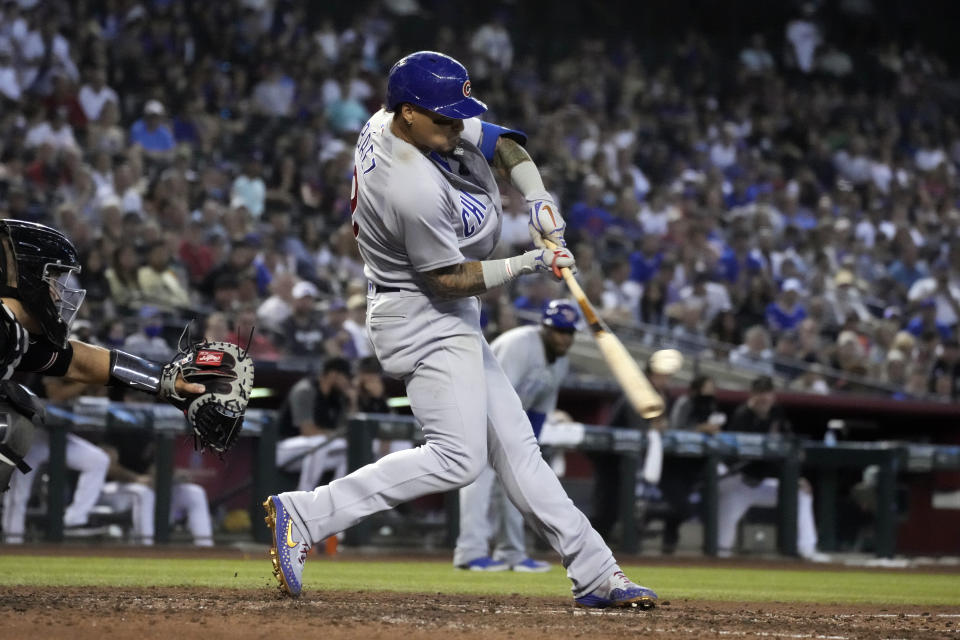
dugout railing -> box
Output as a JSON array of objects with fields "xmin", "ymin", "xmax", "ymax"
[{"xmin": 29, "ymin": 405, "xmax": 960, "ymax": 558}]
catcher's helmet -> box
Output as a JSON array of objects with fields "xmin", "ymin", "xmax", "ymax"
[
  {"xmin": 0, "ymin": 220, "xmax": 85, "ymax": 348},
  {"xmin": 542, "ymin": 299, "xmax": 579, "ymax": 332},
  {"xmin": 386, "ymin": 51, "xmax": 487, "ymax": 119}
]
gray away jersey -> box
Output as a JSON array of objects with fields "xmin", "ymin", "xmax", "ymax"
[
  {"xmin": 491, "ymin": 325, "xmax": 569, "ymax": 414},
  {"xmin": 351, "ymin": 109, "xmax": 504, "ymax": 292}
]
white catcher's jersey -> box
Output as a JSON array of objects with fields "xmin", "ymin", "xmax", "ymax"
[
  {"xmin": 491, "ymin": 325, "xmax": 569, "ymax": 415},
  {"xmin": 351, "ymin": 109, "xmax": 504, "ymax": 292}
]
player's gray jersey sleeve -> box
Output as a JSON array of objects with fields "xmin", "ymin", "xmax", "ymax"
[{"xmin": 393, "ymin": 169, "xmax": 464, "ymax": 272}]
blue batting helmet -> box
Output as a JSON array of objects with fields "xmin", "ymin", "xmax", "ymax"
[
  {"xmin": 386, "ymin": 51, "xmax": 487, "ymax": 119},
  {"xmin": 542, "ymin": 299, "xmax": 579, "ymax": 331}
]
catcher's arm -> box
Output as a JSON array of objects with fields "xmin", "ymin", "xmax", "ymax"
[
  {"xmin": 70, "ymin": 338, "xmax": 253, "ymax": 453},
  {"xmin": 64, "ymin": 341, "xmax": 205, "ymax": 396}
]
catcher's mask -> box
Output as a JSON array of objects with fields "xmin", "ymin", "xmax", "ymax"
[{"xmin": 0, "ymin": 220, "xmax": 86, "ymax": 348}]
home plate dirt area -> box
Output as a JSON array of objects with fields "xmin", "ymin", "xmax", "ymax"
[{"xmin": 2, "ymin": 586, "xmax": 957, "ymax": 640}]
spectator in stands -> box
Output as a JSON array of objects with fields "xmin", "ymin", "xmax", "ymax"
[
  {"xmin": 104, "ymin": 244, "xmax": 143, "ymax": 311},
  {"xmin": 275, "ymin": 357, "xmax": 356, "ymax": 492},
  {"xmin": 636, "ymin": 277, "xmax": 669, "ymax": 342},
  {"xmin": 280, "ymin": 280, "xmax": 325, "ymax": 356},
  {"xmin": 122, "ymin": 306, "xmax": 174, "ymax": 364},
  {"xmin": 905, "ymin": 298, "xmax": 952, "ymax": 341},
  {"xmin": 717, "ymin": 375, "xmax": 826, "ymax": 561},
  {"xmin": 765, "ymin": 278, "xmax": 807, "ymax": 334},
  {"xmin": 78, "ymin": 66, "xmax": 118, "ymax": 123},
  {"xmin": 203, "ymin": 311, "xmax": 230, "ymax": 342},
  {"xmin": 739, "ymin": 34, "xmax": 776, "ymax": 75},
  {"xmin": 129, "ymin": 100, "xmax": 175, "ymax": 162},
  {"xmin": 256, "ymin": 272, "xmax": 297, "ymax": 340},
  {"xmin": 676, "ymin": 271, "xmax": 732, "ymax": 329},
  {"xmin": 321, "ymin": 298, "xmax": 358, "ymax": 360},
  {"xmin": 209, "ymin": 273, "xmax": 241, "ymax": 313},
  {"xmin": 789, "ymin": 361, "xmax": 830, "ymax": 394},
  {"xmin": 887, "ymin": 240, "xmax": 926, "ymax": 299},
  {"xmin": 736, "ymin": 273, "xmax": 775, "ymax": 331},
  {"xmin": 784, "ymin": 3, "xmax": 822, "ymax": 74},
  {"xmin": 602, "ymin": 257, "xmax": 642, "ymax": 323},
  {"xmin": 78, "ymin": 241, "xmax": 112, "ymax": 317},
  {"xmin": 706, "ymin": 309, "xmax": 742, "ymax": 359},
  {"xmin": 825, "ymin": 269, "xmax": 874, "ymax": 327},
  {"xmin": 469, "ymin": 11, "xmax": 514, "ymax": 79},
  {"xmin": 229, "ymin": 306, "xmax": 280, "ymax": 360},
  {"xmin": 230, "ymin": 155, "xmax": 266, "ymax": 220},
  {"xmin": 729, "ymin": 325, "xmax": 775, "ymax": 375},
  {"xmin": 629, "ymin": 233, "xmax": 664, "ymax": 284},
  {"xmin": 137, "ymin": 239, "xmax": 193, "ymax": 311},
  {"xmin": 929, "ymin": 339, "xmax": 960, "ymax": 399},
  {"xmin": 201, "ymin": 236, "xmax": 269, "ymax": 300},
  {"xmin": 671, "ymin": 301, "xmax": 709, "ymax": 355},
  {"xmin": 907, "ymin": 260, "xmax": 960, "ymax": 332},
  {"xmin": 251, "ymin": 63, "xmax": 295, "ymax": 118}
]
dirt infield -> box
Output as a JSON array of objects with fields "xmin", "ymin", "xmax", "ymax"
[
  {"xmin": 3, "ymin": 585, "xmax": 958, "ymax": 640},
  {"xmin": 2, "ymin": 547, "xmax": 959, "ymax": 639}
]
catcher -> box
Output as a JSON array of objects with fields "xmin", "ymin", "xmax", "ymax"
[{"xmin": 0, "ymin": 219, "xmax": 253, "ymax": 497}]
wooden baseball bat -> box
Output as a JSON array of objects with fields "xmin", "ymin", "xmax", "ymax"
[{"xmin": 544, "ymin": 241, "xmax": 665, "ymax": 419}]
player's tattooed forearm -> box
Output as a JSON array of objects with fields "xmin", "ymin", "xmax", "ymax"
[
  {"xmin": 493, "ymin": 137, "xmax": 532, "ymax": 173},
  {"xmin": 422, "ymin": 262, "xmax": 487, "ymax": 298}
]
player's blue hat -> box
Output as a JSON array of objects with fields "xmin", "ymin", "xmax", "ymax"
[
  {"xmin": 542, "ymin": 299, "xmax": 579, "ymax": 332},
  {"xmin": 386, "ymin": 51, "xmax": 487, "ymax": 119}
]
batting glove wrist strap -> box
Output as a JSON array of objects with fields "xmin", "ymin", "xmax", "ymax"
[
  {"xmin": 108, "ymin": 349, "xmax": 163, "ymax": 395},
  {"xmin": 481, "ymin": 257, "xmax": 519, "ymax": 290}
]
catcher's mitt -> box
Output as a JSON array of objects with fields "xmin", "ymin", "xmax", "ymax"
[{"xmin": 160, "ymin": 339, "xmax": 255, "ymax": 453}]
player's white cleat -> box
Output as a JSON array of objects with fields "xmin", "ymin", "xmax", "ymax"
[
  {"xmin": 263, "ymin": 495, "xmax": 310, "ymax": 597},
  {"xmin": 512, "ymin": 558, "xmax": 551, "ymax": 573},
  {"xmin": 575, "ymin": 570, "xmax": 658, "ymax": 609}
]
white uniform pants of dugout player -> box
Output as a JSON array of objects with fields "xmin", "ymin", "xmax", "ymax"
[
  {"xmin": 98, "ymin": 481, "xmax": 214, "ymax": 546},
  {"xmin": 276, "ymin": 435, "xmax": 348, "ymax": 493},
  {"xmin": 716, "ymin": 473, "xmax": 818, "ymax": 557},
  {"xmin": 2, "ymin": 427, "xmax": 109, "ymax": 543},
  {"xmin": 280, "ymin": 291, "xmax": 617, "ymax": 597}
]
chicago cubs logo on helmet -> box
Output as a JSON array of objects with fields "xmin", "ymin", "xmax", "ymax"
[
  {"xmin": 386, "ymin": 51, "xmax": 488, "ymax": 119},
  {"xmin": 542, "ymin": 299, "xmax": 579, "ymax": 331}
]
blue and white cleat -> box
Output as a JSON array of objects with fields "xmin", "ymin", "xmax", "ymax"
[
  {"xmin": 263, "ymin": 495, "xmax": 310, "ymax": 597},
  {"xmin": 512, "ymin": 558, "xmax": 552, "ymax": 573},
  {"xmin": 458, "ymin": 556, "xmax": 510, "ymax": 571},
  {"xmin": 575, "ymin": 570, "xmax": 658, "ymax": 609}
]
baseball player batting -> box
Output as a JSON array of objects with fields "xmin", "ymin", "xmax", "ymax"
[
  {"xmin": 453, "ymin": 299, "xmax": 579, "ymax": 573},
  {"xmin": 263, "ymin": 51, "xmax": 658, "ymax": 609}
]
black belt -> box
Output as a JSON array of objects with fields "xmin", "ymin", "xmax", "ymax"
[{"xmin": 371, "ymin": 283, "xmax": 402, "ymax": 294}]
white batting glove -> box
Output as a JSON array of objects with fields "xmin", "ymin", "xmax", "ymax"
[
  {"xmin": 511, "ymin": 247, "xmax": 577, "ymax": 280},
  {"xmin": 528, "ymin": 199, "xmax": 567, "ymax": 249}
]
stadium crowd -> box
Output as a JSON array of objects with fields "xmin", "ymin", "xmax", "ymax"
[{"xmin": 0, "ymin": 0, "xmax": 958, "ymax": 404}]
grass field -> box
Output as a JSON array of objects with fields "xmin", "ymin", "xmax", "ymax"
[{"xmin": 1, "ymin": 554, "xmax": 958, "ymax": 606}]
